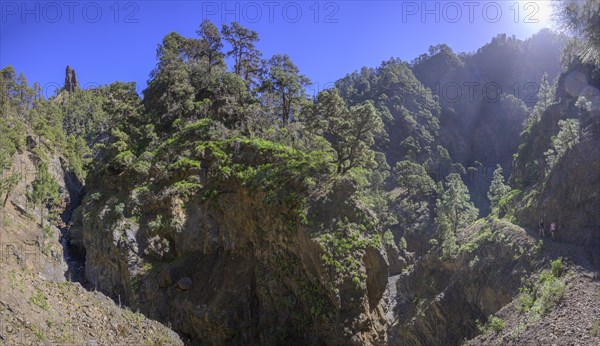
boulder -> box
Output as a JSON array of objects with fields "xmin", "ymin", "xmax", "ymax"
[{"xmin": 176, "ymin": 277, "xmax": 193, "ymax": 291}]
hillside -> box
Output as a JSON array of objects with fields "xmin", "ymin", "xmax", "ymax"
[
  {"xmin": 0, "ymin": 147, "xmax": 182, "ymax": 344},
  {"xmin": 1, "ymin": 1, "xmax": 599, "ymax": 344}
]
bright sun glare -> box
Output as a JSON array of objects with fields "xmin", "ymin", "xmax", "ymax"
[{"xmin": 527, "ymin": 1, "xmax": 555, "ymax": 28}]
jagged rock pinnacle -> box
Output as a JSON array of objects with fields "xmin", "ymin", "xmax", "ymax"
[{"xmin": 64, "ymin": 65, "xmax": 79, "ymax": 92}]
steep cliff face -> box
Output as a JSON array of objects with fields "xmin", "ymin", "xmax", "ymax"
[
  {"xmin": 384, "ymin": 219, "xmax": 539, "ymax": 345},
  {"xmin": 508, "ymin": 66, "xmax": 600, "ymax": 265},
  {"xmin": 467, "ymin": 237, "xmax": 600, "ymax": 346},
  {"xmin": 1, "ymin": 149, "xmax": 69, "ymax": 281},
  {"xmin": 0, "ymin": 143, "xmax": 181, "ymax": 344},
  {"xmin": 70, "ymin": 136, "xmax": 395, "ymax": 344}
]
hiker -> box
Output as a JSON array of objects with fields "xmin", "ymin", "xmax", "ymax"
[
  {"xmin": 538, "ymin": 218, "xmax": 545, "ymax": 237},
  {"xmin": 550, "ymin": 222, "xmax": 557, "ymax": 240}
]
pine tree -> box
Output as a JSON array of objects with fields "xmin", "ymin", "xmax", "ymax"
[
  {"xmin": 435, "ymin": 173, "xmax": 478, "ymax": 257},
  {"xmin": 143, "ymin": 32, "xmax": 196, "ymax": 128},
  {"xmin": 221, "ymin": 22, "xmax": 262, "ymax": 87},
  {"xmin": 309, "ymin": 89, "xmax": 384, "ymax": 174},
  {"xmin": 196, "ymin": 20, "xmax": 224, "ymax": 75},
  {"xmin": 529, "ymin": 72, "xmax": 555, "ymax": 125},
  {"xmin": 544, "ymin": 118, "xmax": 581, "ymax": 172},
  {"xmin": 261, "ymin": 54, "xmax": 311, "ymax": 124},
  {"xmin": 29, "ymin": 161, "xmax": 60, "ymax": 227},
  {"xmin": 488, "ymin": 165, "xmax": 510, "ymax": 212},
  {"xmin": 556, "ymin": 0, "xmax": 600, "ymax": 66},
  {"xmin": 393, "ymin": 160, "xmax": 435, "ymax": 199}
]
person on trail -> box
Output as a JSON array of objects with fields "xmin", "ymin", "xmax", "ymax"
[
  {"xmin": 550, "ymin": 222, "xmax": 557, "ymax": 240},
  {"xmin": 538, "ymin": 218, "xmax": 545, "ymax": 237}
]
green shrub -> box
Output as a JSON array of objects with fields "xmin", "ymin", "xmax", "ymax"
[
  {"xmin": 551, "ymin": 257, "xmax": 563, "ymax": 277},
  {"xmin": 383, "ymin": 230, "xmax": 394, "ymax": 245},
  {"xmin": 169, "ymin": 157, "xmax": 201, "ymax": 171},
  {"xmin": 519, "ymin": 287, "xmax": 535, "ymax": 313},
  {"xmin": 29, "ymin": 289, "xmax": 50, "ymax": 311},
  {"xmin": 114, "ymin": 203, "xmax": 125, "ymax": 217},
  {"xmin": 318, "ymin": 223, "xmax": 371, "ymax": 289},
  {"xmin": 519, "ymin": 266, "xmax": 566, "ymax": 319},
  {"xmin": 112, "ymin": 150, "xmax": 135, "ymax": 170},
  {"xmin": 498, "ymin": 189, "xmax": 521, "ymax": 209},
  {"xmin": 148, "ymin": 215, "xmax": 164, "ymax": 232},
  {"xmin": 488, "ymin": 316, "xmax": 506, "ymax": 333},
  {"xmin": 537, "ymin": 275, "xmax": 566, "ymax": 313},
  {"xmin": 398, "ymin": 236, "xmax": 407, "ymax": 250}
]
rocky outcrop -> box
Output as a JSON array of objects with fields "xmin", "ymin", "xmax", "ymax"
[
  {"xmin": 468, "ymin": 231, "xmax": 600, "ymax": 345},
  {"xmin": 0, "ymin": 143, "xmax": 180, "ymax": 344},
  {"xmin": 384, "ymin": 219, "xmax": 539, "ymax": 345},
  {"xmin": 64, "ymin": 65, "xmax": 79, "ymax": 93},
  {"xmin": 509, "ymin": 66, "xmax": 600, "ymax": 266},
  {"xmin": 71, "ymin": 175, "xmax": 393, "ymax": 344},
  {"xmin": 1, "ymin": 150, "xmax": 71, "ymax": 281}
]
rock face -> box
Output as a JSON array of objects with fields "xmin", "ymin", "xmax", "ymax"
[
  {"xmin": 2, "ymin": 150, "xmax": 73, "ymax": 281},
  {"xmin": 467, "ymin": 230, "xmax": 600, "ymax": 346},
  {"xmin": 0, "ymin": 143, "xmax": 180, "ymax": 344},
  {"xmin": 71, "ymin": 182, "xmax": 391, "ymax": 344},
  {"xmin": 383, "ymin": 219, "xmax": 538, "ymax": 345},
  {"xmin": 509, "ymin": 67, "xmax": 600, "ymax": 266},
  {"xmin": 64, "ymin": 65, "xmax": 79, "ymax": 92}
]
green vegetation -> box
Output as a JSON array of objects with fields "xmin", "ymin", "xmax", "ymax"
[
  {"xmin": 519, "ymin": 258, "xmax": 567, "ymax": 321},
  {"xmin": 29, "ymin": 161, "xmax": 60, "ymax": 227},
  {"xmin": 544, "ymin": 119, "xmax": 581, "ymax": 173},
  {"xmin": 478, "ymin": 315, "xmax": 506, "ymax": 334},
  {"xmin": 556, "ymin": 0, "xmax": 600, "ymax": 66},
  {"xmin": 551, "ymin": 257, "xmax": 563, "ymax": 277},
  {"xmin": 435, "ymin": 173, "xmax": 478, "ymax": 258},
  {"xmin": 29, "ymin": 289, "xmax": 50, "ymax": 311},
  {"xmin": 383, "ymin": 230, "xmax": 395, "ymax": 245},
  {"xmin": 318, "ymin": 222, "xmax": 372, "ymax": 288},
  {"xmin": 336, "ymin": 58, "xmax": 441, "ymax": 162},
  {"xmin": 261, "ymin": 54, "xmax": 311, "ymax": 123},
  {"xmin": 306, "ymin": 89, "xmax": 384, "ymax": 174},
  {"xmin": 2, "ymin": 5, "xmax": 597, "ymax": 342},
  {"xmin": 393, "ymin": 160, "xmax": 435, "ymax": 197},
  {"xmin": 488, "ymin": 165, "xmax": 510, "ymax": 213}
]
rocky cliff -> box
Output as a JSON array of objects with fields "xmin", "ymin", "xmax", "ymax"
[
  {"xmin": 0, "ymin": 141, "xmax": 182, "ymax": 344},
  {"xmin": 384, "ymin": 218, "xmax": 539, "ymax": 345},
  {"xmin": 508, "ymin": 65, "xmax": 600, "ymax": 265},
  {"xmin": 70, "ymin": 133, "xmax": 397, "ymax": 344}
]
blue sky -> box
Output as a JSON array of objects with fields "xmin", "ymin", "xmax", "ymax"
[{"xmin": 1, "ymin": 1, "xmax": 556, "ymax": 98}]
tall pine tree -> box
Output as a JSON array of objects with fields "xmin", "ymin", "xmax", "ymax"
[
  {"xmin": 29, "ymin": 161, "xmax": 59, "ymax": 227},
  {"xmin": 435, "ymin": 173, "xmax": 478, "ymax": 257},
  {"xmin": 488, "ymin": 165, "xmax": 511, "ymax": 212}
]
